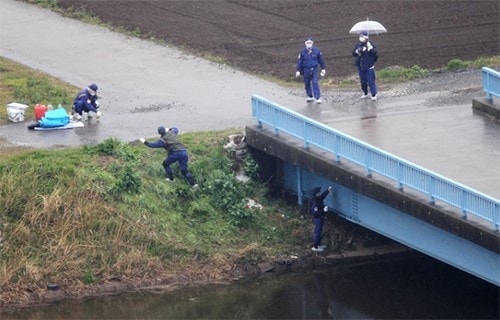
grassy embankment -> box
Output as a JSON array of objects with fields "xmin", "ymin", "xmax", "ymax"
[
  {"xmin": 0, "ymin": 132, "xmax": 312, "ymax": 296},
  {"xmin": 1, "ymin": 58, "xmax": 347, "ymax": 307},
  {"xmin": 0, "ymin": 112, "xmax": 319, "ymax": 306}
]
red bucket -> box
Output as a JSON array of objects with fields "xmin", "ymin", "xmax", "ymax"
[{"xmin": 34, "ymin": 104, "xmax": 48, "ymax": 120}]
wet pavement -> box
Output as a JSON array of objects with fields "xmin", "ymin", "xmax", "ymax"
[{"xmin": 1, "ymin": 0, "xmax": 499, "ymax": 199}]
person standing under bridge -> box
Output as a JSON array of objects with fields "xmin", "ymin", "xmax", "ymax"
[
  {"xmin": 296, "ymin": 37, "xmax": 326, "ymax": 104},
  {"xmin": 310, "ymin": 186, "xmax": 333, "ymax": 252}
]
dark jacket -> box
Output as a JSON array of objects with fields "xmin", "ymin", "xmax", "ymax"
[
  {"xmin": 146, "ymin": 130, "xmax": 186, "ymax": 153},
  {"xmin": 296, "ymin": 46, "xmax": 326, "ymax": 74},
  {"xmin": 73, "ymin": 88, "xmax": 99, "ymax": 113},
  {"xmin": 310, "ymin": 189, "xmax": 329, "ymax": 218},
  {"xmin": 352, "ymin": 41, "xmax": 378, "ymax": 71}
]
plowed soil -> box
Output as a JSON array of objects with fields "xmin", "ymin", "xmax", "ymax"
[{"xmin": 58, "ymin": 0, "xmax": 499, "ymax": 80}]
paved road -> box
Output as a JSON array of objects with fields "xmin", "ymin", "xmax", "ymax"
[
  {"xmin": 1, "ymin": 0, "xmax": 499, "ymax": 199},
  {"xmin": 0, "ymin": 0, "xmax": 305, "ymax": 145}
]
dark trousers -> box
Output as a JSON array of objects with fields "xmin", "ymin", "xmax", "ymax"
[
  {"xmin": 73, "ymin": 103, "xmax": 97, "ymax": 115},
  {"xmin": 303, "ymin": 68, "xmax": 321, "ymax": 99},
  {"xmin": 312, "ymin": 216, "xmax": 324, "ymax": 247},
  {"xmin": 163, "ymin": 149, "xmax": 195, "ymax": 185},
  {"xmin": 358, "ymin": 67, "xmax": 377, "ymax": 96}
]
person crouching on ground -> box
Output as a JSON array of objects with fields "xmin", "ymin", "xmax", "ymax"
[
  {"xmin": 140, "ymin": 126, "xmax": 198, "ymax": 189},
  {"xmin": 72, "ymin": 83, "xmax": 101, "ymax": 120},
  {"xmin": 296, "ymin": 37, "xmax": 327, "ymax": 104},
  {"xmin": 352, "ymin": 31, "xmax": 378, "ymax": 101},
  {"xmin": 310, "ymin": 186, "xmax": 333, "ymax": 252}
]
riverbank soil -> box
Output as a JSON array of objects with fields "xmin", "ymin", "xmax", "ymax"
[{"xmin": 57, "ymin": 0, "xmax": 499, "ymax": 80}]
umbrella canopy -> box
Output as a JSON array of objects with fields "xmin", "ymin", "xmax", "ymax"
[{"xmin": 349, "ymin": 18, "xmax": 387, "ymax": 35}]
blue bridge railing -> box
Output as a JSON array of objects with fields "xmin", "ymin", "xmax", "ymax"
[
  {"xmin": 251, "ymin": 94, "xmax": 500, "ymax": 230},
  {"xmin": 482, "ymin": 67, "xmax": 500, "ymax": 103}
]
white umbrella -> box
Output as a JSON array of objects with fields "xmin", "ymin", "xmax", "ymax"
[{"xmin": 349, "ymin": 18, "xmax": 387, "ymax": 35}]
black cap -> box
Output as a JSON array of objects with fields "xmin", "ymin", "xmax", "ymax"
[{"xmin": 158, "ymin": 126, "xmax": 166, "ymax": 135}]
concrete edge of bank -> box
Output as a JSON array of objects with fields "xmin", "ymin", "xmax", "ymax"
[{"xmin": 472, "ymin": 98, "xmax": 500, "ymax": 120}]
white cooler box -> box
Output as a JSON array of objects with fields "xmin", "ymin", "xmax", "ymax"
[{"xmin": 6, "ymin": 102, "xmax": 29, "ymax": 122}]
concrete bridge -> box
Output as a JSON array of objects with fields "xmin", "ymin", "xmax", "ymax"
[{"xmin": 246, "ymin": 95, "xmax": 499, "ymax": 286}]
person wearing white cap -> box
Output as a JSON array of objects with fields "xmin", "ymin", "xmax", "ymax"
[
  {"xmin": 352, "ymin": 31, "xmax": 379, "ymax": 101},
  {"xmin": 296, "ymin": 37, "xmax": 327, "ymax": 103}
]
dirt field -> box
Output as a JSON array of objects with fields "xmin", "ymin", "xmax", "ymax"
[{"xmin": 58, "ymin": 0, "xmax": 499, "ymax": 80}]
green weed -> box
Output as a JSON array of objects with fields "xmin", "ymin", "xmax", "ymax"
[
  {"xmin": 446, "ymin": 59, "xmax": 469, "ymax": 70},
  {"xmin": 24, "ymin": 0, "xmax": 58, "ymax": 9},
  {"xmin": 84, "ymin": 138, "xmax": 139, "ymax": 162},
  {"xmin": 82, "ymin": 269, "xmax": 95, "ymax": 285},
  {"xmin": 378, "ymin": 65, "xmax": 429, "ymax": 82}
]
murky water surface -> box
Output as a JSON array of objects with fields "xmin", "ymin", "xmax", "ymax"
[{"xmin": 3, "ymin": 256, "xmax": 498, "ymax": 319}]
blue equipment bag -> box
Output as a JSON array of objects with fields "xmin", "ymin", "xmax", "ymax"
[{"xmin": 38, "ymin": 108, "xmax": 70, "ymax": 128}]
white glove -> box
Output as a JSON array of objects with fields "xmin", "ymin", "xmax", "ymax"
[
  {"xmin": 367, "ymin": 42, "xmax": 373, "ymax": 51},
  {"xmin": 323, "ymin": 206, "xmax": 329, "ymax": 212},
  {"xmin": 295, "ymin": 71, "xmax": 300, "ymax": 78},
  {"xmin": 139, "ymin": 138, "xmax": 145, "ymax": 143},
  {"xmin": 361, "ymin": 46, "xmax": 367, "ymax": 52},
  {"xmin": 95, "ymin": 100, "xmax": 100, "ymax": 107},
  {"xmin": 320, "ymin": 69, "xmax": 326, "ymax": 77},
  {"xmin": 328, "ymin": 186, "xmax": 333, "ymax": 192},
  {"xmin": 95, "ymin": 111, "xmax": 102, "ymax": 118}
]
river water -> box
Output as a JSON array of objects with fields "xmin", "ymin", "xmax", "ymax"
[{"xmin": 2, "ymin": 255, "xmax": 498, "ymax": 319}]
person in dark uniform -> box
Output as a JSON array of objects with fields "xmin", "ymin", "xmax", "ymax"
[
  {"xmin": 140, "ymin": 126, "xmax": 198, "ymax": 188},
  {"xmin": 352, "ymin": 31, "xmax": 379, "ymax": 101},
  {"xmin": 72, "ymin": 83, "xmax": 101, "ymax": 120},
  {"xmin": 310, "ymin": 186, "xmax": 333, "ymax": 252},
  {"xmin": 296, "ymin": 37, "xmax": 327, "ymax": 103}
]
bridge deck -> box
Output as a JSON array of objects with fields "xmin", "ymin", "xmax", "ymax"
[{"xmin": 292, "ymin": 88, "xmax": 499, "ymax": 201}]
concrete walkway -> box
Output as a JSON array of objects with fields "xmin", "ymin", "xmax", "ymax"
[{"xmin": 1, "ymin": 0, "xmax": 499, "ymax": 199}]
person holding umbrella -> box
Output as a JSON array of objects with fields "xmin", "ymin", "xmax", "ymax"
[
  {"xmin": 296, "ymin": 37, "xmax": 326, "ymax": 104},
  {"xmin": 352, "ymin": 31, "xmax": 379, "ymax": 101}
]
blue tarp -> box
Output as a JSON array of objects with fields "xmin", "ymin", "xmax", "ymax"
[{"xmin": 38, "ymin": 108, "xmax": 70, "ymax": 128}]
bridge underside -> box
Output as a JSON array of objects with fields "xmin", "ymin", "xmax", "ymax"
[{"xmin": 245, "ymin": 125, "xmax": 500, "ymax": 286}]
